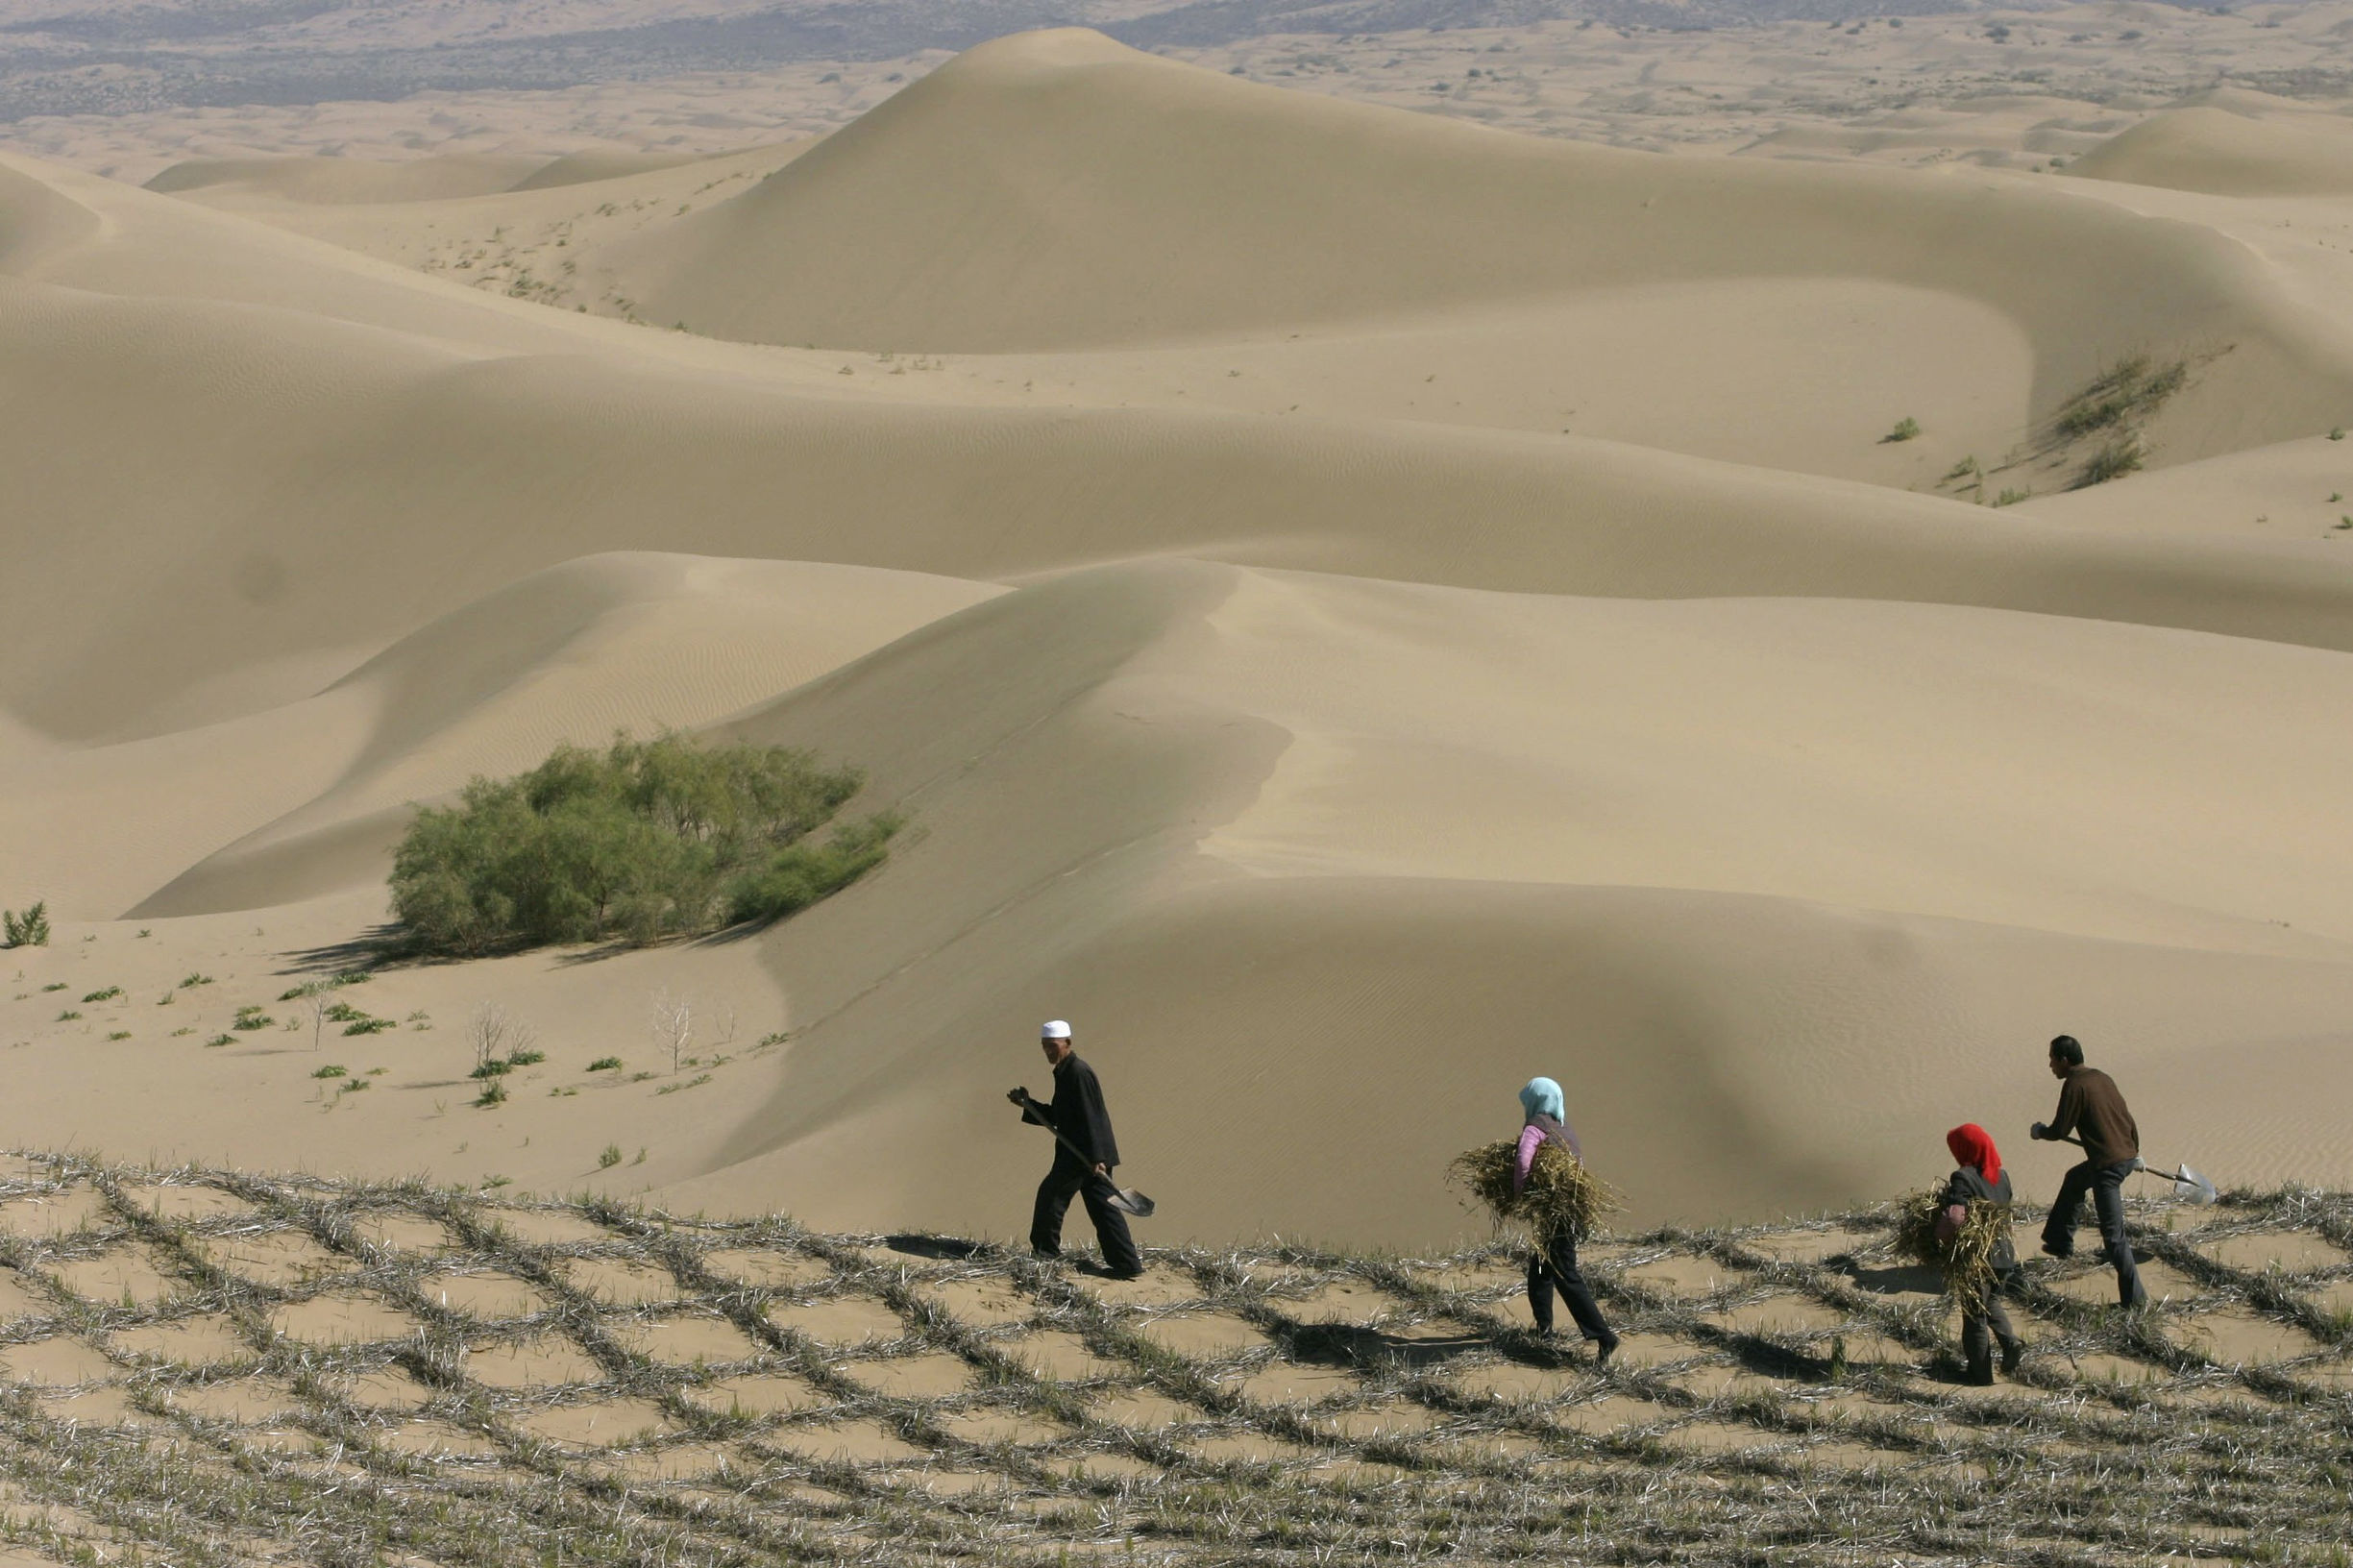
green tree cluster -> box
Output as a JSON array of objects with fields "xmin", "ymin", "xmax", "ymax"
[{"xmin": 390, "ymin": 734, "xmax": 898, "ymax": 955}]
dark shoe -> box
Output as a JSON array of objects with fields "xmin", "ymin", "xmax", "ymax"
[
  {"xmin": 2040, "ymin": 1240, "xmax": 2071, "ymax": 1261},
  {"xmin": 1594, "ymin": 1337, "xmax": 1618, "ymax": 1369},
  {"xmin": 1103, "ymin": 1267, "xmax": 1143, "ymax": 1282},
  {"xmin": 1998, "ymin": 1338, "xmax": 2023, "ymax": 1376},
  {"xmin": 2120, "ymin": 1286, "xmax": 2149, "ymax": 1311}
]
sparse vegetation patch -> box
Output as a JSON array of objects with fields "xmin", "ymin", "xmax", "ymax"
[
  {"xmin": 2078, "ymin": 435, "xmax": 2145, "ymax": 487},
  {"xmin": 2051, "ymin": 353, "xmax": 2186, "ymax": 441},
  {"xmin": 388, "ymin": 732, "xmax": 898, "ymax": 955}
]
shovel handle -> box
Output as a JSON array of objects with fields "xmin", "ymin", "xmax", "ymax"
[
  {"xmin": 2057, "ymin": 1135, "xmax": 2191, "ymax": 1185},
  {"xmin": 1015, "ymin": 1090, "xmax": 1107, "ymax": 1172}
]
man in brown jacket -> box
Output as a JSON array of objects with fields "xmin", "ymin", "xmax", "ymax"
[{"xmin": 2029, "ymin": 1035, "xmax": 2147, "ymax": 1310}]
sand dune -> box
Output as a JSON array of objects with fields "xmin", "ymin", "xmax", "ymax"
[
  {"xmin": 8, "ymin": 254, "xmax": 2353, "ymax": 752},
  {"xmin": 1, "ymin": 554, "xmax": 995, "ymax": 920},
  {"xmin": 14, "ymin": 557, "xmax": 2353, "ymax": 1233},
  {"xmin": 5, "ymin": 29, "xmax": 2353, "ymax": 1241},
  {"xmin": 144, "ymin": 153, "xmax": 551, "ymax": 203},
  {"xmin": 604, "ymin": 32, "xmax": 2353, "ymax": 463},
  {"xmin": 508, "ymin": 148, "xmax": 708, "ymax": 189},
  {"xmin": 2071, "ymin": 105, "xmax": 2353, "ymax": 198}
]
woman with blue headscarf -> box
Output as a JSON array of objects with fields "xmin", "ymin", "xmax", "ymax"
[{"xmin": 1514, "ymin": 1076, "xmax": 1618, "ymax": 1363}]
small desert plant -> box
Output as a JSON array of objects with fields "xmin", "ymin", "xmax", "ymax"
[
  {"xmin": 2077, "ymin": 437, "xmax": 2144, "ymax": 487},
  {"xmin": 179, "ymin": 972, "xmax": 212, "ymax": 989},
  {"xmin": 39, "ymin": 983, "xmax": 64, "ymax": 992},
  {"xmin": 468, "ymin": 1003, "xmax": 536, "ymax": 1078},
  {"xmin": 388, "ymin": 731, "xmax": 896, "ymax": 955},
  {"xmin": 56, "ymin": 1010, "xmax": 81, "ymax": 1021},
  {"xmin": 1881, "ymin": 417, "xmax": 1921, "ymax": 443},
  {"xmin": 233, "ymin": 1005, "xmax": 273, "ymax": 1031},
  {"xmin": 587, "ymin": 1056, "xmax": 622, "ymax": 1072},
  {"xmin": 343, "ymin": 1016, "xmax": 395, "ymax": 1036},
  {"xmin": 598, "ymin": 1144, "xmax": 624, "ymax": 1169},
  {"xmin": 81, "ymin": 986, "xmax": 122, "ymax": 1004},
  {"xmin": 474, "ymin": 1078, "xmax": 508, "ymax": 1109},
  {"xmin": 652, "ymin": 990, "xmax": 693, "ymax": 1075},
  {"xmin": 1992, "ymin": 487, "xmax": 2032, "ymax": 507},
  {"xmin": 2, "ymin": 902, "xmax": 50, "ymax": 947},
  {"xmin": 312, "ymin": 1065, "xmax": 347, "ymax": 1080},
  {"xmin": 107, "ymin": 1030, "xmax": 130, "ymax": 1041}
]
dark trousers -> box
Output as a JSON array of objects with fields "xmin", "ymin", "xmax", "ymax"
[
  {"xmin": 1030, "ymin": 1157, "xmax": 1141, "ymax": 1275},
  {"xmin": 1960, "ymin": 1266, "xmax": 2023, "ymax": 1384},
  {"xmin": 1527, "ymin": 1226, "xmax": 1615, "ymax": 1347},
  {"xmin": 2042, "ymin": 1158, "xmax": 2147, "ymax": 1309}
]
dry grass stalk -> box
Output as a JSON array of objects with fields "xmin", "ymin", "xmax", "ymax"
[
  {"xmin": 1891, "ymin": 1187, "xmax": 2010, "ymax": 1301},
  {"xmin": 8, "ymin": 1149, "xmax": 2353, "ymax": 1566},
  {"xmin": 1447, "ymin": 1138, "xmax": 1621, "ymax": 1241}
]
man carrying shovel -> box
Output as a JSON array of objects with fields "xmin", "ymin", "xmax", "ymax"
[
  {"xmin": 1008, "ymin": 1020, "xmax": 1143, "ymax": 1280},
  {"xmin": 2029, "ymin": 1034, "xmax": 2148, "ymax": 1310}
]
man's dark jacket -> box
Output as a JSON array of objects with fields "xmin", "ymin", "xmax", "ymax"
[{"xmin": 1023, "ymin": 1053, "xmax": 1120, "ymax": 1169}]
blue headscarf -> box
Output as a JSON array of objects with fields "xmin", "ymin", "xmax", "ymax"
[{"xmin": 1518, "ymin": 1076, "xmax": 1564, "ymax": 1124}]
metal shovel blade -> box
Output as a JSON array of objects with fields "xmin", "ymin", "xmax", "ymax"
[
  {"xmin": 1106, "ymin": 1187, "xmax": 1157, "ymax": 1219},
  {"xmin": 2170, "ymin": 1164, "xmax": 2219, "ymax": 1206}
]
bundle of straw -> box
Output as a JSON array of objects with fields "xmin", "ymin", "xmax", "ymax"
[
  {"xmin": 1891, "ymin": 1187, "xmax": 2012, "ymax": 1302},
  {"xmin": 1447, "ymin": 1138, "xmax": 1622, "ymax": 1241}
]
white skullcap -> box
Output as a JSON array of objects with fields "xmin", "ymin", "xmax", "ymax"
[{"xmin": 1041, "ymin": 1019, "xmax": 1072, "ymax": 1041}]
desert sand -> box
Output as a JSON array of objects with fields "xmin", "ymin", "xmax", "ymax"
[{"xmin": 5, "ymin": 17, "xmax": 2353, "ymax": 1249}]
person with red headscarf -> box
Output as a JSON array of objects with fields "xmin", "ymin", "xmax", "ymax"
[{"xmin": 1938, "ymin": 1123, "xmax": 2024, "ymax": 1384}]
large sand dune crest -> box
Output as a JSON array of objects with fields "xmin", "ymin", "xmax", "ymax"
[
  {"xmin": 607, "ymin": 30, "xmax": 2353, "ymax": 462},
  {"xmin": 655, "ymin": 557, "xmax": 2353, "ymax": 1233}
]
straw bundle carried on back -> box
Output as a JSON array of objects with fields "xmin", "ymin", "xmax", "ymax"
[
  {"xmin": 1448, "ymin": 1138, "xmax": 1622, "ymax": 1241},
  {"xmin": 1892, "ymin": 1186, "xmax": 2011, "ymax": 1302}
]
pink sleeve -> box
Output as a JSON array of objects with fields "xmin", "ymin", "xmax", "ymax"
[{"xmin": 1511, "ymin": 1124, "xmax": 1545, "ymax": 1195}]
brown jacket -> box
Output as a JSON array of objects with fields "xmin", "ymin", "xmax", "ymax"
[{"xmin": 2049, "ymin": 1066, "xmax": 2140, "ymax": 1166}]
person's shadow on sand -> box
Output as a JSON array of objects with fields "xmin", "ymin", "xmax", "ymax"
[
  {"xmin": 1842, "ymin": 1262, "xmax": 1948, "ymax": 1296},
  {"xmin": 1285, "ymin": 1321, "xmax": 1491, "ymax": 1370}
]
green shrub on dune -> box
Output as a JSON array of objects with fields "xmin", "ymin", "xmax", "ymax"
[{"xmin": 390, "ymin": 733, "xmax": 899, "ymax": 955}]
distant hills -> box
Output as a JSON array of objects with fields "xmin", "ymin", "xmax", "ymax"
[{"xmin": 0, "ymin": 0, "xmax": 2048, "ymax": 122}]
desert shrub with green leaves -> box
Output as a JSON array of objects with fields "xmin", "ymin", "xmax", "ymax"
[
  {"xmin": 2, "ymin": 900, "xmax": 49, "ymax": 947},
  {"xmin": 389, "ymin": 733, "xmax": 899, "ymax": 954}
]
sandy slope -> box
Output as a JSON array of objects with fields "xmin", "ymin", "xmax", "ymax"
[
  {"xmin": 601, "ymin": 32, "xmax": 2353, "ymax": 457},
  {"xmin": 144, "ymin": 153, "xmax": 553, "ymax": 203},
  {"xmin": 2071, "ymin": 104, "xmax": 2353, "ymax": 197},
  {"xmin": 5, "ymin": 30, "xmax": 2353, "ymax": 1242}
]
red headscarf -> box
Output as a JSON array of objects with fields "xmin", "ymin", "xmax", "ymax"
[{"xmin": 1947, "ymin": 1123, "xmax": 2001, "ymax": 1185}]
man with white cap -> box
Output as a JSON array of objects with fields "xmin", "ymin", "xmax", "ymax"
[{"xmin": 1007, "ymin": 1020, "xmax": 1141, "ymax": 1279}]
